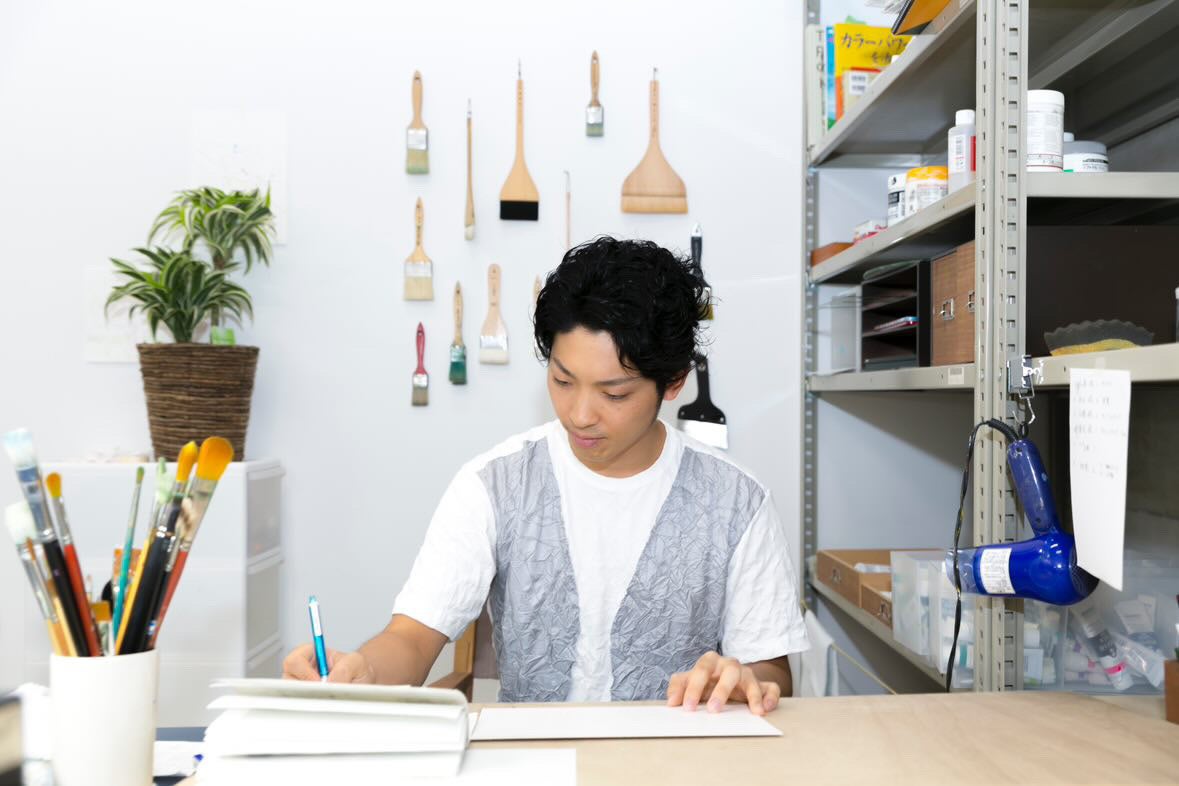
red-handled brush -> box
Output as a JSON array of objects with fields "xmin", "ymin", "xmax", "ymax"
[{"xmin": 412, "ymin": 322, "xmax": 429, "ymax": 406}]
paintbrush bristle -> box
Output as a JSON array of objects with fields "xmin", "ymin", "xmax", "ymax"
[
  {"xmin": 412, "ymin": 372, "xmax": 430, "ymax": 406},
  {"xmin": 45, "ymin": 472, "xmax": 62, "ymax": 499},
  {"xmin": 176, "ymin": 498, "xmax": 198, "ymax": 542},
  {"xmin": 449, "ymin": 344, "xmax": 468, "ymax": 385},
  {"xmin": 4, "ymin": 501, "xmax": 36, "ymax": 545},
  {"xmin": 404, "ymin": 262, "xmax": 434, "ymax": 301},
  {"xmin": 176, "ymin": 441, "xmax": 199, "ymax": 484},
  {"xmin": 479, "ymin": 334, "xmax": 509, "ymax": 365},
  {"xmin": 621, "ymin": 193, "xmax": 688, "ymax": 214},
  {"xmin": 195, "ymin": 437, "xmax": 234, "ymax": 483},
  {"xmin": 406, "ymin": 144, "xmax": 429, "ymax": 175},
  {"xmin": 499, "ymin": 200, "xmax": 539, "ymax": 221},
  {"xmin": 2, "ymin": 428, "xmax": 36, "ymax": 469},
  {"xmin": 465, "ymin": 223, "xmax": 475, "ymax": 241},
  {"xmin": 586, "ymin": 106, "xmax": 604, "ymax": 136}
]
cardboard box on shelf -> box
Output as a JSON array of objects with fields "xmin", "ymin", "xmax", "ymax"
[
  {"xmin": 816, "ymin": 549, "xmax": 892, "ymax": 607},
  {"xmin": 861, "ymin": 581, "xmax": 893, "ymax": 627}
]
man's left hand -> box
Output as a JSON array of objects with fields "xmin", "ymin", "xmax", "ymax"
[{"xmin": 666, "ymin": 651, "xmax": 780, "ymax": 716}]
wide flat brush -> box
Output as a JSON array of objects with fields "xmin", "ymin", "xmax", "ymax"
[
  {"xmin": 500, "ymin": 61, "xmax": 539, "ymax": 221},
  {"xmin": 621, "ymin": 68, "xmax": 687, "ymax": 214}
]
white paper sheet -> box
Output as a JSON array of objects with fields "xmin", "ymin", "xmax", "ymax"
[
  {"xmin": 194, "ymin": 748, "xmax": 575, "ymax": 786},
  {"xmin": 1069, "ymin": 368, "xmax": 1131, "ymax": 590},
  {"xmin": 155, "ymin": 741, "xmax": 204, "ymax": 777},
  {"xmin": 470, "ymin": 705, "xmax": 782, "ymax": 741}
]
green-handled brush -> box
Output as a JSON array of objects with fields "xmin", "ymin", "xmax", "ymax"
[
  {"xmin": 586, "ymin": 50, "xmax": 604, "ymax": 136},
  {"xmin": 449, "ymin": 283, "xmax": 467, "ymax": 385},
  {"xmin": 412, "ymin": 322, "xmax": 429, "ymax": 406},
  {"xmin": 406, "ymin": 70, "xmax": 429, "ymax": 175}
]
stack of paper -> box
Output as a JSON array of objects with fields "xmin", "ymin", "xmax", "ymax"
[{"xmin": 199, "ymin": 678, "xmax": 469, "ymax": 783}]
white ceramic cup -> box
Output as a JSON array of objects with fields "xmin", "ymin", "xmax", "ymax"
[{"xmin": 50, "ymin": 649, "xmax": 158, "ymax": 786}]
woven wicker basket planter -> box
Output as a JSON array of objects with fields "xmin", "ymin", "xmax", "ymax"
[{"xmin": 137, "ymin": 343, "xmax": 259, "ymax": 460}]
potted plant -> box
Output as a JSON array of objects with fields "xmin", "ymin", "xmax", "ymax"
[
  {"xmin": 106, "ymin": 187, "xmax": 275, "ymax": 459},
  {"xmin": 149, "ymin": 187, "xmax": 274, "ymax": 345}
]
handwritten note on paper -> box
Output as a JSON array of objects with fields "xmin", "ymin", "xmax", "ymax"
[{"xmin": 1070, "ymin": 368, "xmax": 1132, "ymax": 590}]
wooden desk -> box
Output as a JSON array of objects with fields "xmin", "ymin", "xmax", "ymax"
[
  {"xmin": 470, "ymin": 693, "xmax": 1179, "ymax": 785},
  {"xmin": 177, "ymin": 692, "xmax": 1178, "ymax": 785}
]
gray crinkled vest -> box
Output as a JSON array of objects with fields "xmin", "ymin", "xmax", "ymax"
[{"xmin": 479, "ymin": 436, "xmax": 763, "ymax": 702}]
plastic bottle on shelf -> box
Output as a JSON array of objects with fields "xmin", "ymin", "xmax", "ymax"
[
  {"xmin": 948, "ymin": 109, "xmax": 976, "ymax": 192},
  {"xmin": 1026, "ymin": 90, "xmax": 1065, "ymax": 171}
]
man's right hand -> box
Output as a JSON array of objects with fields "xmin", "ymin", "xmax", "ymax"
[{"xmin": 282, "ymin": 644, "xmax": 376, "ymax": 684}]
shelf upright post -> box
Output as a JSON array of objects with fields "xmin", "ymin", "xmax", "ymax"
[
  {"xmin": 974, "ymin": 0, "xmax": 1028, "ymax": 692},
  {"xmin": 801, "ymin": 0, "xmax": 822, "ymax": 611}
]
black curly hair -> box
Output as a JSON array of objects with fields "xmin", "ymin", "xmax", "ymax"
[{"xmin": 533, "ymin": 236, "xmax": 709, "ymax": 397}]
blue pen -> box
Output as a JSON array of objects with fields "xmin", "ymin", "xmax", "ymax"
[{"xmin": 308, "ymin": 595, "xmax": 329, "ymax": 681}]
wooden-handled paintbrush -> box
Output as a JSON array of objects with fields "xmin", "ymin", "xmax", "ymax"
[
  {"xmin": 500, "ymin": 62, "xmax": 539, "ymax": 221},
  {"xmin": 622, "ymin": 68, "xmax": 687, "ymax": 214}
]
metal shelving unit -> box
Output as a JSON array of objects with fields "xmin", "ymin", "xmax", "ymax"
[{"xmin": 801, "ymin": 0, "xmax": 1179, "ymax": 694}]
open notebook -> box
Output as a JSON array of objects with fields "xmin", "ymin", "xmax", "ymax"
[{"xmin": 202, "ymin": 678, "xmax": 469, "ymax": 778}]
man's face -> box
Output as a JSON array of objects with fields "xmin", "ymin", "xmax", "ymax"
[{"xmin": 547, "ymin": 327, "xmax": 684, "ymax": 475}]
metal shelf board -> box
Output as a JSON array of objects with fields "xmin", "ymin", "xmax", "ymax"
[
  {"xmin": 1029, "ymin": 0, "xmax": 1179, "ymax": 146},
  {"xmin": 810, "ymin": 186, "xmax": 975, "ymax": 284},
  {"xmin": 1034, "ymin": 344, "xmax": 1179, "ymax": 387},
  {"xmin": 810, "ymin": 173, "xmax": 1179, "ymax": 285},
  {"xmin": 1026, "ymin": 172, "xmax": 1179, "ymax": 224},
  {"xmin": 810, "ymin": 579, "xmax": 944, "ymax": 687},
  {"xmin": 808, "ymin": 363, "xmax": 975, "ymax": 392},
  {"xmin": 807, "ymin": 0, "xmax": 976, "ymax": 167}
]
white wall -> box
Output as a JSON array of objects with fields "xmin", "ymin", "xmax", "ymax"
[{"xmin": 0, "ymin": 0, "xmax": 806, "ymax": 673}]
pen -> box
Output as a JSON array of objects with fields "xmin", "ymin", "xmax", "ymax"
[{"xmin": 308, "ymin": 595, "xmax": 329, "ymax": 681}]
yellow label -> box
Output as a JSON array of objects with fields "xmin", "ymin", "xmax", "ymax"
[{"xmin": 833, "ymin": 24, "xmax": 911, "ymax": 74}]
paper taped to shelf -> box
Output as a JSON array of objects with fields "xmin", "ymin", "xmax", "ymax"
[{"xmin": 1069, "ymin": 368, "xmax": 1131, "ymax": 590}]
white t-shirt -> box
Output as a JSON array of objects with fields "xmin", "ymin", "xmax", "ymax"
[{"xmin": 393, "ymin": 419, "xmax": 808, "ymax": 701}]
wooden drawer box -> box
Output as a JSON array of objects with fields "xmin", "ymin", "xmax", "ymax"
[
  {"xmin": 816, "ymin": 549, "xmax": 892, "ymax": 607},
  {"xmin": 931, "ymin": 241, "xmax": 975, "ymax": 366},
  {"xmin": 861, "ymin": 582, "xmax": 893, "ymax": 627}
]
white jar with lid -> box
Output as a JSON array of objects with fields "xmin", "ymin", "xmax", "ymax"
[
  {"xmin": 904, "ymin": 166, "xmax": 948, "ymax": 216},
  {"xmin": 1063, "ymin": 140, "xmax": 1109, "ymax": 173},
  {"xmin": 1026, "ymin": 90, "xmax": 1065, "ymax": 171}
]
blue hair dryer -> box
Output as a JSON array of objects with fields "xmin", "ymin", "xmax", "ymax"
[{"xmin": 946, "ymin": 436, "xmax": 1099, "ymax": 606}]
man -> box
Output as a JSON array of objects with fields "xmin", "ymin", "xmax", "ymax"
[{"xmin": 285, "ymin": 237, "xmax": 808, "ymax": 715}]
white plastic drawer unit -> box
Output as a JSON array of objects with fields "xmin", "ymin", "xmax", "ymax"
[{"xmin": 4, "ymin": 460, "xmax": 284, "ymax": 726}]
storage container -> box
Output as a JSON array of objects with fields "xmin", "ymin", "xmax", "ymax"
[
  {"xmin": 816, "ymin": 549, "xmax": 893, "ymax": 607},
  {"xmin": 890, "ymin": 550, "xmax": 945, "ymax": 661}
]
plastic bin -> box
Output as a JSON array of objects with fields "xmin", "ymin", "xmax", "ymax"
[{"xmin": 890, "ymin": 550, "xmax": 944, "ymax": 662}]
